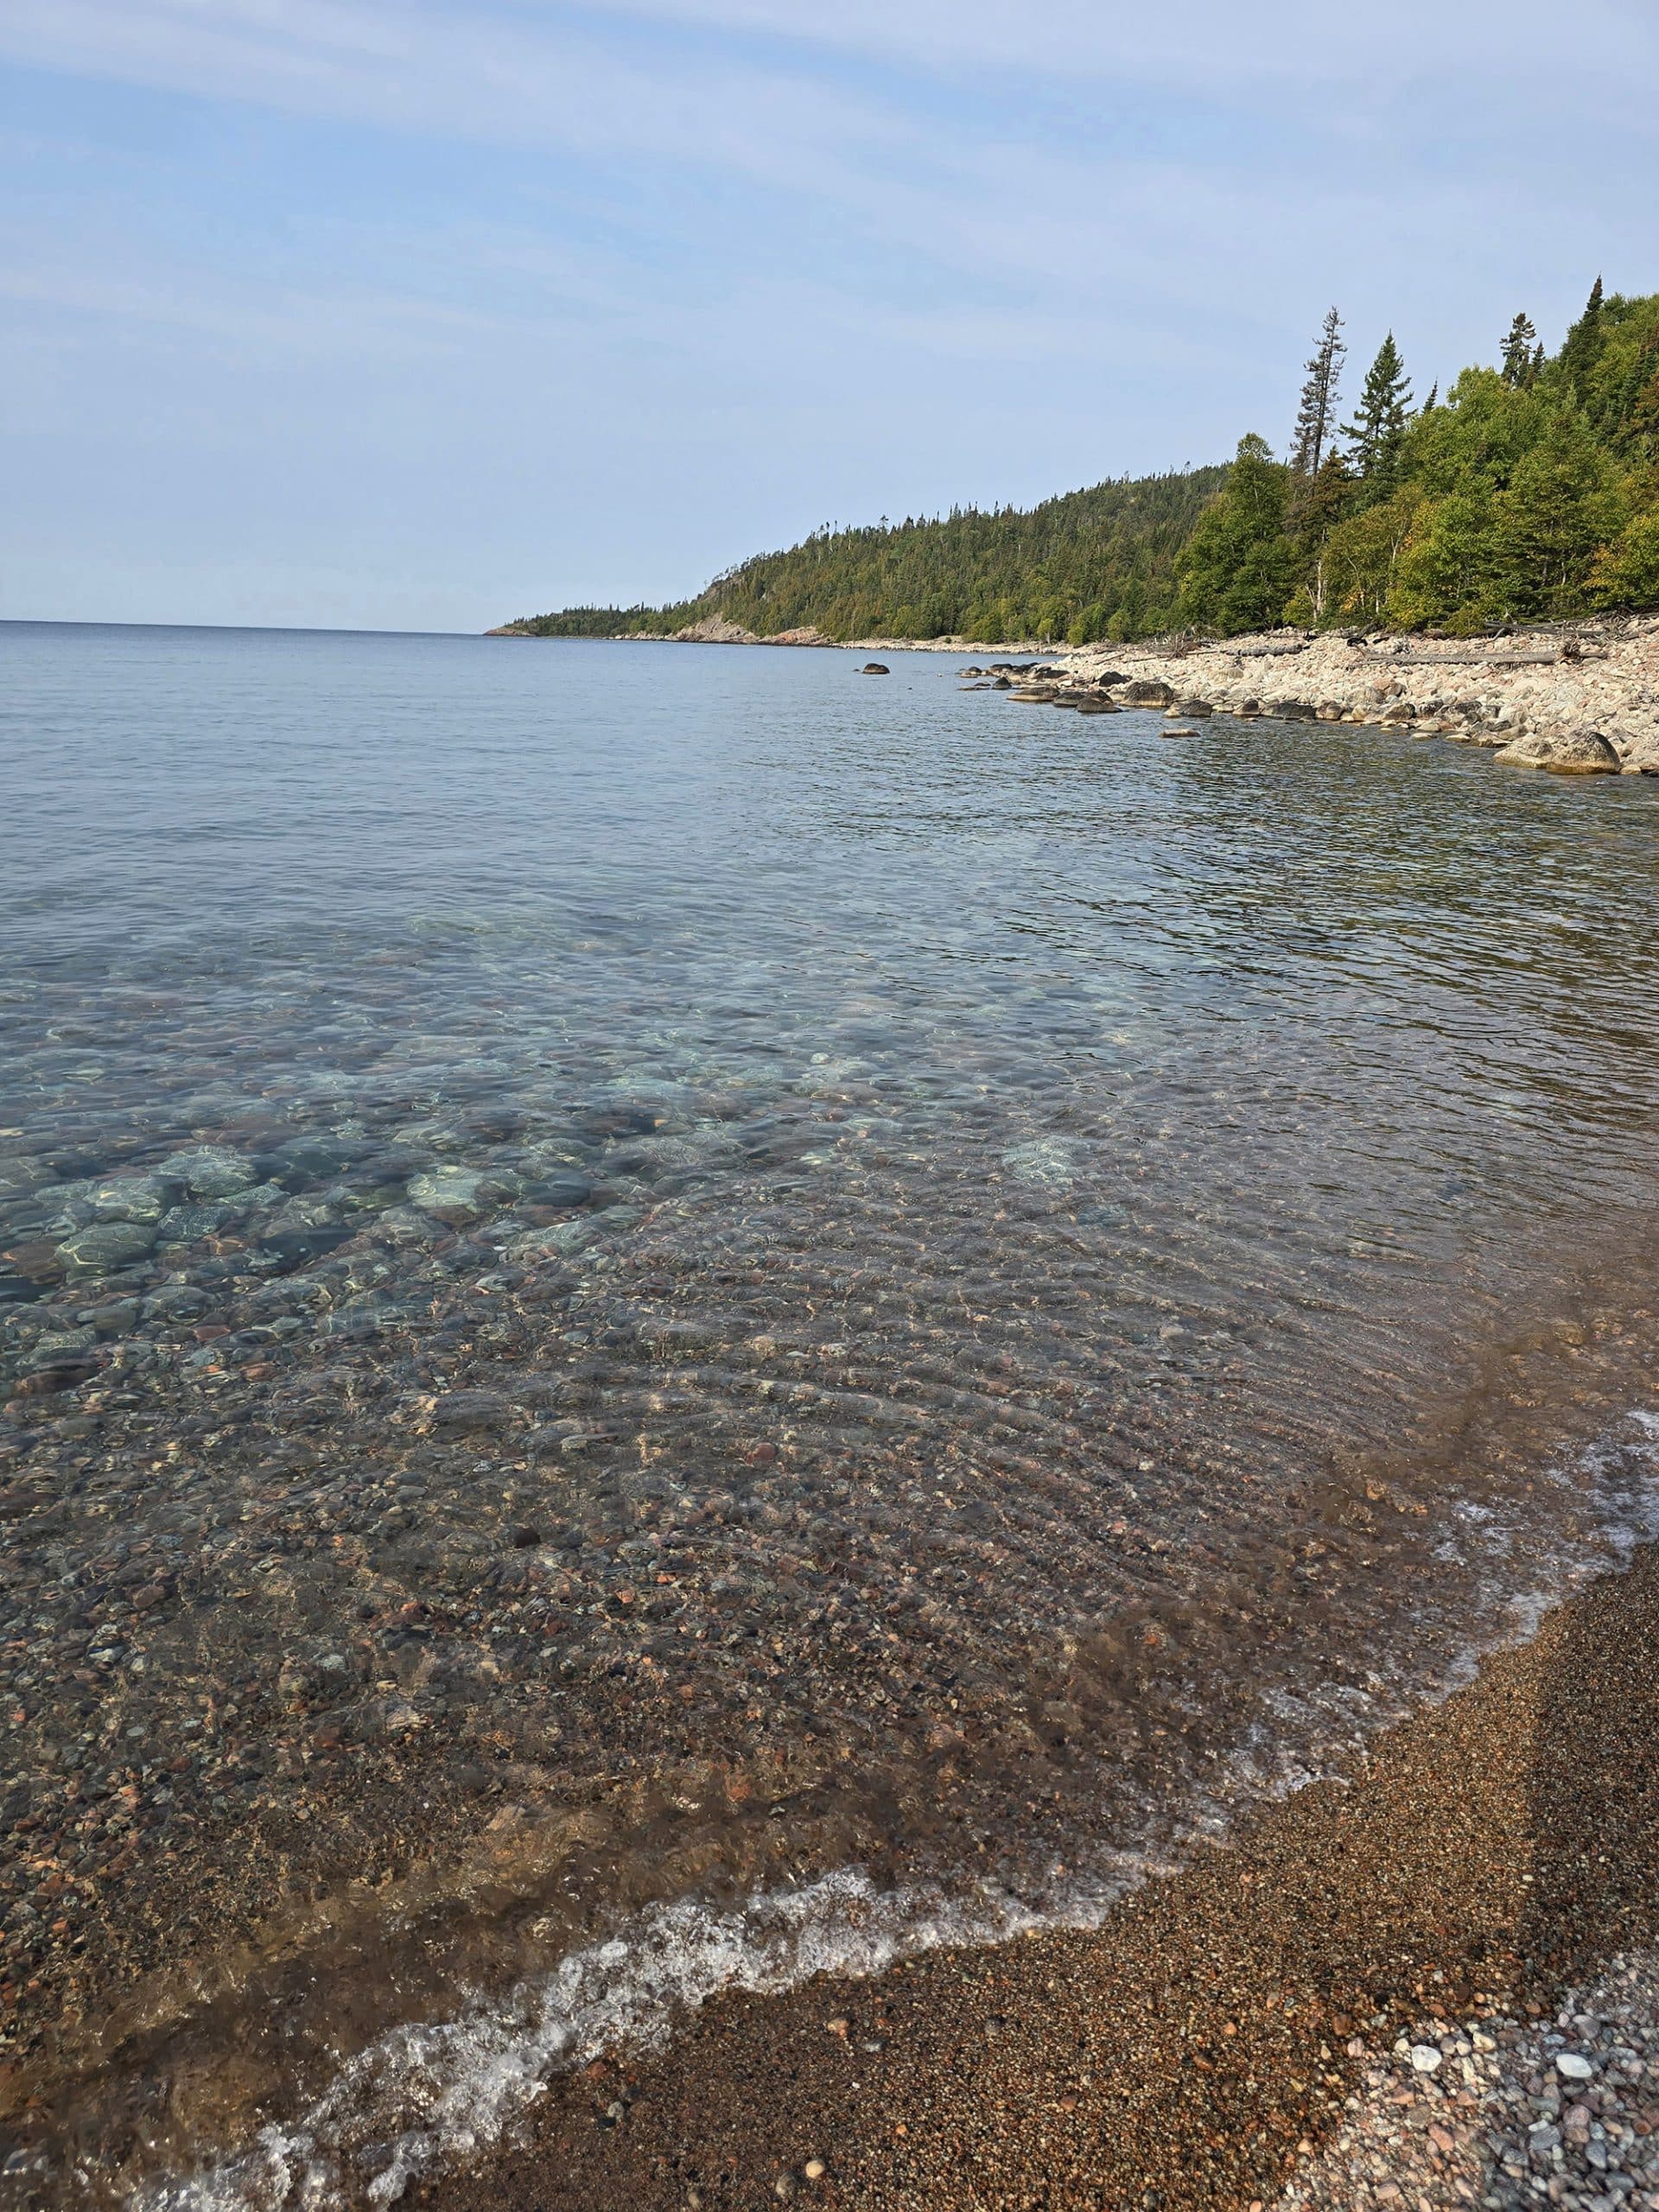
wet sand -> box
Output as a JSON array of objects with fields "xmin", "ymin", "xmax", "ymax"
[{"xmin": 417, "ymin": 1535, "xmax": 1659, "ymax": 2212}]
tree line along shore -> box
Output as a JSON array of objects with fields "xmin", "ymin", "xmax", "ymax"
[{"xmin": 493, "ymin": 281, "xmax": 1659, "ymax": 650}]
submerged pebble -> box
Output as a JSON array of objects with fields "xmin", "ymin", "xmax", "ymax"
[{"xmin": 3, "ymin": 628, "xmax": 1658, "ymax": 2205}]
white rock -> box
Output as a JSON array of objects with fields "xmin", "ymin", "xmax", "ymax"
[
  {"xmin": 1556, "ymin": 2051, "xmax": 1595, "ymax": 2081},
  {"xmin": 1409, "ymin": 2044, "xmax": 1443, "ymax": 2073}
]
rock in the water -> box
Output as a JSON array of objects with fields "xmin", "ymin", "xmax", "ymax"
[
  {"xmin": 407, "ymin": 1166, "xmax": 518, "ymax": 1221},
  {"xmin": 1122, "ymin": 679, "xmax": 1174, "ymax": 705},
  {"xmin": 1492, "ymin": 728, "xmax": 1622, "ymax": 774},
  {"xmin": 156, "ymin": 1200, "xmax": 240, "ymax": 1243},
  {"xmin": 54, "ymin": 1221, "xmax": 157, "ymax": 1279},
  {"xmin": 157, "ymin": 1144, "xmax": 259, "ymax": 1198},
  {"xmin": 428, "ymin": 1389, "xmax": 515, "ymax": 1433},
  {"xmin": 1171, "ymin": 697, "xmax": 1215, "ymax": 717},
  {"xmin": 859, "ymin": 663, "xmax": 890, "ymax": 676},
  {"xmin": 84, "ymin": 1174, "xmax": 179, "ymax": 1224}
]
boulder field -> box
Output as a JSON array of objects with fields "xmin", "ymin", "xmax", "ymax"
[{"xmin": 1044, "ymin": 618, "xmax": 1659, "ymax": 775}]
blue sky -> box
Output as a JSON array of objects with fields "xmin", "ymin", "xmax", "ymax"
[{"xmin": 3, "ymin": 1, "xmax": 1656, "ymax": 632}]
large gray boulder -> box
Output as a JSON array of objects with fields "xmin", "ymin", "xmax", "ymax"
[{"xmin": 1491, "ymin": 728, "xmax": 1622, "ymax": 774}]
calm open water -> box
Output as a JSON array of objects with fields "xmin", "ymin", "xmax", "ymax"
[{"xmin": 3, "ymin": 624, "xmax": 1659, "ymax": 2207}]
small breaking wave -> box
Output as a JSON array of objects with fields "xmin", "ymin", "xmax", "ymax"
[
  {"xmin": 130, "ymin": 1866, "xmax": 1138, "ymax": 2212},
  {"xmin": 131, "ymin": 1408, "xmax": 1659, "ymax": 2212}
]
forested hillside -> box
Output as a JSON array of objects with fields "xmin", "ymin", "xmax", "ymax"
[
  {"xmin": 503, "ymin": 282, "xmax": 1659, "ymax": 644},
  {"xmin": 506, "ymin": 470, "xmax": 1226, "ymax": 645},
  {"xmin": 1178, "ymin": 282, "xmax": 1659, "ymax": 636}
]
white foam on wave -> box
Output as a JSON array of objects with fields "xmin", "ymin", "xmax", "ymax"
[
  {"xmin": 130, "ymin": 1409, "xmax": 1659, "ymax": 2212},
  {"xmin": 130, "ymin": 1861, "xmax": 1149, "ymax": 2212}
]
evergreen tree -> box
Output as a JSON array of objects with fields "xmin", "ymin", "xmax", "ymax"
[
  {"xmin": 1501, "ymin": 313, "xmax": 1538, "ymax": 386},
  {"xmin": 1559, "ymin": 276, "xmax": 1606, "ymax": 396},
  {"xmin": 1492, "ymin": 411, "xmax": 1618, "ymax": 617},
  {"xmin": 1291, "ymin": 307, "xmax": 1346, "ymax": 479},
  {"xmin": 1340, "ymin": 334, "xmax": 1414, "ymax": 494}
]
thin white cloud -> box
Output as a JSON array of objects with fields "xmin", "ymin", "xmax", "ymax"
[
  {"xmin": 594, "ymin": 0, "xmax": 1658, "ymax": 99},
  {"xmin": 9, "ymin": 0, "xmax": 1651, "ymax": 130},
  {"xmin": 0, "ymin": 0, "xmax": 912, "ymax": 188},
  {"xmin": 3, "ymin": 0, "xmax": 1655, "ymax": 626}
]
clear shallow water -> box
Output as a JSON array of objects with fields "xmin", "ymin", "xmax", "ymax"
[{"xmin": 2, "ymin": 624, "xmax": 1659, "ymax": 2205}]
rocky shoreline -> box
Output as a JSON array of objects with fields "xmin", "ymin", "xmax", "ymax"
[
  {"xmin": 490, "ymin": 615, "xmax": 1659, "ymax": 775},
  {"xmin": 960, "ymin": 618, "xmax": 1659, "ymax": 777}
]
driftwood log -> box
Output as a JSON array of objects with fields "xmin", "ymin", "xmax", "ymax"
[{"xmin": 1359, "ymin": 648, "xmax": 1563, "ymax": 669}]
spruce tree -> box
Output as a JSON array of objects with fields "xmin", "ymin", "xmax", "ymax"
[
  {"xmin": 1340, "ymin": 334, "xmax": 1414, "ymax": 494},
  {"xmin": 1559, "ymin": 276, "xmax": 1606, "ymax": 396},
  {"xmin": 1501, "ymin": 313, "xmax": 1538, "ymax": 386},
  {"xmin": 1291, "ymin": 308, "xmax": 1347, "ymax": 479}
]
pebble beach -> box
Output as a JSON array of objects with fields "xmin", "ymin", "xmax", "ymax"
[{"xmin": 417, "ymin": 1530, "xmax": 1659, "ymax": 2212}]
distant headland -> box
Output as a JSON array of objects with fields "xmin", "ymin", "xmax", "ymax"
[{"xmin": 492, "ymin": 282, "xmax": 1659, "ymax": 651}]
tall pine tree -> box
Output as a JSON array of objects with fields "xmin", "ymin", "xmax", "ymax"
[
  {"xmin": 1501, "ymin": 313, "xmax": 1538, "ymax": 386},
  {"xmin": 1291, "ymin": 307, "xmax": 1347, "ymax": 479},
  {"xmin": 1340, "ymin": 334, "xmax": 1414, "ymax": 494},
  {"xmin": 1559, "ymin": 276, "xmax": 1606, "ymax": 396}
]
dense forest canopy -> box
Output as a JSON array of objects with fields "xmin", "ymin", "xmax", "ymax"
[
  {"xmin": 506, "ymin": 470, "xmax": 1227, "ymax": 645},
  {"xmin": 504, "ymin": 283, "xmax": 1659, "ymax": 644}
]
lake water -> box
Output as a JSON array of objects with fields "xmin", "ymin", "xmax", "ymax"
[{"xmin": 3, "ymin": 623, "xmax": 1658, "ymax": 2208}]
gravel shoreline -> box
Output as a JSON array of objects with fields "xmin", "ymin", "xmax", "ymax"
[
  {"xmin": 409, "ymin": 1531, "xmax": 1659, "ymax": 2212},
  {"xmin": 1279, "ymin": 1950, "xmax": 1659, "ymax": 2211}
]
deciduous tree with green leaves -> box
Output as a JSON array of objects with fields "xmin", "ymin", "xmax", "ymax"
[{"xmin": 1178, "ymin": 435, "xmax": 1300, "ymax": 632}]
